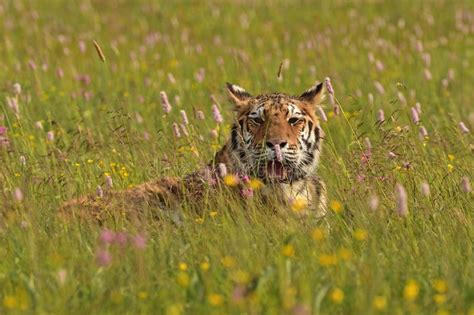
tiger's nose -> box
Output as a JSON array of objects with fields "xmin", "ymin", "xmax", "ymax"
[{"xmin": 266, "ymin": 139, "xmax": 287, "ymax": 149}]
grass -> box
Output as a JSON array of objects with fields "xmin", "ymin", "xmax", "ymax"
[{"xmin": 1, "ymin": 0, "xmax": 473, "ymax": 314}]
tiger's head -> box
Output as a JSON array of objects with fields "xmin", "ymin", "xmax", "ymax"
[{"xmin": 225, "ymin": 82, "xmax": 325, "ymax": 183}]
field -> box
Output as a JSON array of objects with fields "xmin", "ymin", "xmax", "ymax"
[{"xmin": 1, "ymin": 1, "xmax": 473, "ymax": 314}]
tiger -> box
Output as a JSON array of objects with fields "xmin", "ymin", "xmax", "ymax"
[{"xmin": 61, "ymin": 82, "xmax": 327, "ymax": 221}]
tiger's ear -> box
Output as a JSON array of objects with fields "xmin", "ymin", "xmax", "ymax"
[
  {"xmin": 226, "ymin": 82, "xmax": 252, "ymax": 108},
  {"xmin": 299, "ymin": 82, "xmax": 325, "ymax": 107}
]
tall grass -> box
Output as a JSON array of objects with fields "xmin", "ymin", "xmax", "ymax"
[{"xmin": 0, "ymin": 1, "xmax": 473, "ymax": 314}]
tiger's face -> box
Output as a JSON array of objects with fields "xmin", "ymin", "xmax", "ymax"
[{"xmin": 226, "ymin": 82, "xmax": 325, "ymax": 183}]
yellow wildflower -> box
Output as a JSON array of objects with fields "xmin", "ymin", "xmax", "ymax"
[
  {"xmin": 432, "ymin": 279, "xmax": 448, "ymax": 293},
  {"xmin": 176, "ymin": 272, "xmax": 190, "ymax": 288},
  {"xmin": 178, "ymin": 262, "xmax": 188, "ymax": 271},
  {"xmin": 248, "ymin": 178, "xmax": 264, "ymax": 190},
  {"xmin": 338, "ymin": 248, "xmax": 352, "ymax": 261},
  {"xmin": 311, "ymin": 228, "xmax": 325, "ymax": 241},
  {"xmin": 232, "ymin": 270, "xmax": 250, "ymax": 284},
  {"xmin": 329, "ymin": 200, "xmax": 343, "ymax": 214},
  {"xmin": 223, "ymin": 174, "xmax": 239, "ymax": 186},
  {"xmin": 137, "ymin": 291, "xmax": 149, "ymax": 300},
  {"xmin": 3, "ymin": 295, "xmax": 17, "ymax": 309},
  {"xmin": 434, "ymin": 294, "xmax": 447, "ymax": 305},
  {"xmin": 209, "ymin": 211, "xmax": 218, "ymax": 218},
  {"xmin": 354, "ymin": 229, "xmax": 368, "ymax": 241},
  {"xmin": 403, "ymin": 279, "xmax": 420, "ymax": 302},
  {"xmin": 110, "ymin": 290, "xmax": 123, "ymax": 304},
  {"xmin": 200, "ymin": 261, "xmax": 210, "ymax": 272},
  {"xmin": 290, "ymin": 197, "xmax": 307, "ymax": 213},
  {"xmin": 330, "ymin": 288, "xmax": 344, "ymax": 304},
  {"xmin": 447, "ymin": 154, "xmax": 455, "ymax": 161},
  {"xmin": 208, "ymin": 293, "xmax": 224, "ymax": 306},
  {"xmin": 319, "ymin": 254, "xmax": 337, "ymax": 266},
  {"xmin": 281, "ymin": 244, "xmax": 295, "ymax": 257},
  {"xmin": 372, "ymin": 296, "xmax": 387, "ymax": 310},
  {"xmin": 221, "ymin": 256, "xmax": 236, "ymax": 268},
  {"xmin": 87, "ymin": 159, "xmax": 94, "ymax": 164}
]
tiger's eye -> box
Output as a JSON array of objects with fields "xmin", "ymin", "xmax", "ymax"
[{"xmin": 288, "ymin": 117, "xmax": 301, "ymax": 125}]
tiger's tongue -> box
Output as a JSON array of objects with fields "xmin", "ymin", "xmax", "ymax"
[{"xmin": 266, "ymin": 161, "xmax": 286, "ymax": 179}]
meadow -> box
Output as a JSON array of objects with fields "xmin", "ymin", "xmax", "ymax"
[{"xmin": 1, "ymin": 1, "xmax": 473, "ymax": 314}]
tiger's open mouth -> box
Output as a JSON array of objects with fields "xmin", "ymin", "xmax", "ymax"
[{"xmin": 265, "ymin": 160, "xmax": 287, "ymax": 181}]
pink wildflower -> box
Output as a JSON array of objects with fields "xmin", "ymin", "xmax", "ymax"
[
  {"xmin": 133, "ymin": 234, "xmax": 147, "ymax": 249},
  {"xmin": 419, "ymin": 126, "xmax": 428, "ymax": 139},
  {"xmin": 105, "ymin": 175, "xmax": 113, "ymax": 188},
  {"xmin": 172, "ymin": 123, "xmax": 181, "ymax": 138},
  {"xmin": 47, "ymin": 131, "xmax": 55, "ymax": 141},
  {"xmin": 210, "ymin": 129, "xmax": 218, "ymax": 139},
  {"xmin": 212, "ymin": 104, "xmax": 223, "ymax": 123},
  {"xmin": 12, "ymin": 83, "xmax": 21, "ymax": 95},
  {"xmin": 411, "ymin": 107, "xmax": 420, "ymax": 124},
  {"xmin": 459, "ymin": 122, "xmax": 470, "ymax": 134},
  {"xmin": 421, "ymin": 182, "xmax": 430, "ymax": 197},
  {"xmin": 180, "ymin": 110, "xmax": 189, "ymax": 125},
  {"xmin": 317, "ymin": 106, "xmax": 327, "ymax": 122},
  {"xmin": 461, "ymin": 177, "xmax": 471, "ymax": 193},
  {"xmin": 217, "ymin": 163, "xmax": 227, "ymax": 178},
  {"xmin": 374, "ymin": 81, "xmax": 385, "ymax": 95},
  {"xmin": 114, "ymin": 232, "xmax": 128, "ymax": 247},
  {"xmin": 196, "ymin": 110, "xmax": 205, "ymax": 120},
  {"xmin": 96, "ymin": 186, "xmax": 104, "ymax": 198},
  {"xmin": 240, "ymin": 188, "xmax": 253, "ymax": 199},
  {"xmin": 395, "ymin": 183, "xmax": 408, "ymax": 217},
  {"xmin": 99, "ymin": 229, "xmax": 116, "ymax": 245},
  {"xmin": 95, "ymin": 249, "xmax": 112, "ymax": 267},
  {"xmin": 368, "ymin": 193, "xmax": 379, "ymax": 211},
  {"xmin": 14, "ymin": 187, "xmax": 23, "ymax": 202},
  {"xmin": 377, "ymin": 109, "xmax": 385, "ymax": 123},
  {"xmin": 160, "ymin": 91, "xmax": 172, "ymax": 113}
]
